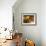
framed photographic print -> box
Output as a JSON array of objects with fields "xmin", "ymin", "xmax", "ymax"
[{"xmin": 21, "ymin": 13, "xmax": 37, "ymax": 26}]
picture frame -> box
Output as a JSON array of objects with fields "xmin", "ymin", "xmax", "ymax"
[{"xmin": 21, "ymin": 13, "xmax": 37, "ymax": 26}]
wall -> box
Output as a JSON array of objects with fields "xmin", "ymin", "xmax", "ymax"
[
  {"xmin": 13, "ymin": 0, "xmax": 41, "ymax": 46},
  {"xmin": 41, "ymin": 0, "xmax": 46, "ymax": 46},
  {"xmin": 0, "ymin": 0, "xmax": 16, "ymax": 29},
  {"xmin": 0, "ymin": 0, "xmax": 16, "ymax": 38}
]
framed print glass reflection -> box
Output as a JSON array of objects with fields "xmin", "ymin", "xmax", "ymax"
[{"xmin": 21, "ymin": 13, "xmax": 37, "ymax": 26}]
